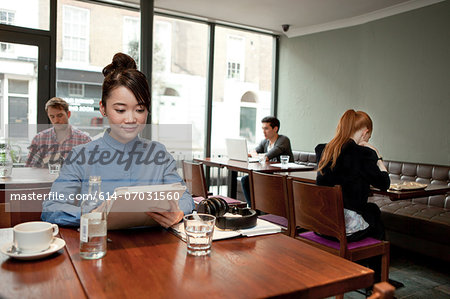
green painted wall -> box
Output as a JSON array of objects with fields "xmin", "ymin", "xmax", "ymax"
[{"xmin": 278, "ymin": 1, "xmax": 450, "ymax": 165}]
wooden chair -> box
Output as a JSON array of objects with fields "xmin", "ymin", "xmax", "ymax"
[
  {"xmin": 182, "ymin": 160, "xmax": 246, "ymax": 208},
  {"xmin": 287, "ymin": 179, "xmax": 390, "ymax": 284},
  {"xmin": 367, "ymin": 282, "xmax": 395, "ymax": 299},
  {"xmin": 182, "ymin": 160, "xmax": 209, "ymax": 199},
  {"xmin": 0, "ymin": 203, "xmax": 12, "ymax": 228},
  {"xmin": 249, "ymin": 171, "xmax": 291, "ymax": 235}
]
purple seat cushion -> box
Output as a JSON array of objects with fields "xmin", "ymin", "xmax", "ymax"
[
  {"xmin": 299, "ymin": 231, "xmax": 381, "ymax": 250},
  {"xmin": 210, "ymin": 195, "xmax": 245, "ymax": 205},
  {"xmin": 193, "ymin": 196, "xmax": 206, "ymax": 204},
  {"xmin": 259, "ymin": 214, "xmax": 288, "ymax": 229}
]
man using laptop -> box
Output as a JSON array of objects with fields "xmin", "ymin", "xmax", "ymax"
[{"xmin": 241, "ymin": 116, "xmax": 294, "ymax": 207}]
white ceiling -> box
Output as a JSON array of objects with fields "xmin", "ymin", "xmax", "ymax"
[
  {"xmin": 119, "ymin": 0, "xmax": 444, "ymax": 37},
  {"xmin": 149, "ymin": 0, "xmax": 444, "ymax": 37}
]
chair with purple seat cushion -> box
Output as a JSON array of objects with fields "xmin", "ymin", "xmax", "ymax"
[
  {"xmin": 258, "ymin": 214, "xmax": 288, "ymax": 229},
  {"xmin": 182, "ymin": 161, "xmax": 247, "ymax": 209},
  {"xmin": 287, "ymin": 179, "xmax": 390, "ymax": 286},
  {"xmin": 249, "ymin": 171, "xmax": 291, "ymax": 235}
]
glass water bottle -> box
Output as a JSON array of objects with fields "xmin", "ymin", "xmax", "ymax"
[{"xmin": 80, "ymin": 176, "xmax": 107, "ymax": 259}]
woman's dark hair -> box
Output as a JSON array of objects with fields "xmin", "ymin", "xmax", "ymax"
[{"xmin": 102, "ymin": 53, "xmax": 150, "ymax": 111}]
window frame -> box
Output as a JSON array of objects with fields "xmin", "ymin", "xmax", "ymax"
[{"xmin": 68, "ymin": 82, "xmax": 84, "ymax": 97}]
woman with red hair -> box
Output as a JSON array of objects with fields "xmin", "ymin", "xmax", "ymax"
[{"xmin": 315, "ymin": 109, "xmax": 390, "ymax": 242}]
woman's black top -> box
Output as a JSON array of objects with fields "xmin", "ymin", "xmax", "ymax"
[{"xmin": 315, "ymin": 140, "xmax": 390, "ymax": 214}]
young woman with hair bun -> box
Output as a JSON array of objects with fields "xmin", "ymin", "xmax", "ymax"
[
  {"xmin": 315, "ymin": 109, "xmax": 390, "ymax": 242},
  {"xmin": 42, "ymin": 53, "xmax": 195, "ymax": 227}
]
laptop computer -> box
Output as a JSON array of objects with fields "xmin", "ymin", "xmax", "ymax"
[{"xmin": 225, "ymin": 138, "xmax": 260, "ymax": 163}]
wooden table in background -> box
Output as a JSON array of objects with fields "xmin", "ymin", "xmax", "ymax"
[
  {"xmin": 59, "ymin": 227, "xmax": 373, "ymax": 298},
  {"xmin": 371, "ymin": 183, "xmax": 450, "ymax": 200},
  {"xmin": 0, "ymin": 168, "xmax": 57, "ymax": 227},
  {"xmin": 286, "ymin": 171, "xmax": 450, "ymax": 200},
  {"xmin": 194, "ymin": 157, "xmax": 314, "ymax": 197},
  {"xmin": 284, "ymin": 170, "xmax": 318, "ymax": 184},
  {"xmin": 0, "ymin": 229, "xmax": 86, "ymax": 298}
]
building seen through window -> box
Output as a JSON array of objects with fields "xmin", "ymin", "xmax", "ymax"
[
  {"xmin": 0, "ymin": 9, "xmax": 15, "ymax": 52},
  {"xmin": 123, "ymin": 16, "xmax": 140, "ymax": 64},
  {"xmin": 151, "ymin": 16, "xmax": 207, "ymax": 157},
  {"xmin": 226, "ymin": 35, "xmax": 244, "ymax": 80},
  {"xmin": 62, "ymin": 5, "xmax": 89, "ymax": 64},
  {"xmin": 56, "ymin": 0, "xmax": 141, "ymax": 138},
  {"xmin": 1, "ymin": 0, "xmax": 275, "ymax": 160},
  {"xmin": 211, "ymin": 26, "xmax": 273, "ymax": 156},
  {"xmin": 0, "ymin": 1, "xmax": 42, "ymax": 160}
]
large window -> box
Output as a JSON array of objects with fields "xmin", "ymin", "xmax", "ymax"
[
  {"xmin": 0, "ymin": 0, "xmax": 49, "ymax": 31},
  {"xmin": 211, "ymin": 26, "xmax": 274, "ymax": 156},
  {"xmin": 0, "ymin": 42, "xmax": 39, "ymax": 161},
  {"xmin": 0, "ymin": 44, "xmax": 39, "ymax": 128},
  {"xmin": 0, "ymin": 0, "xmax": 51, "ymax": 163},
  {"xmin": 152, "ymin": 15, "xmax": 208, "ymax": 157},
  {"xmin": 1, "ymin": 0, "xmax": 277, "ymax": 164},
  {"xmin": 123, "ymin": 16, "xmax": 140, "ymax": 64},
  {"xmin": 56, "ymin": 0, "xmax": 141, "ymax": 138}
]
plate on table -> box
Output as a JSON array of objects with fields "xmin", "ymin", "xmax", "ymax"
[
  {"xmin": 389, "ymin": 182, "xmax": 427, "ymax": 191},
  {"xmin": 0, "ymin": 237, "xmax": 66, "ymax": 260}
]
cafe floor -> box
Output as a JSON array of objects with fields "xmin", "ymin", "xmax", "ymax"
[
  {"xmin": 343, "ymin": 246, "xmax": 450, "ymax": 298},
  {"xmin": 227, "ymin": 185, "xmax": 450, "ymax": 298}
]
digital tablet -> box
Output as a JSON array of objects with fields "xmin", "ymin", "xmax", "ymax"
[{"xmin": 106, "ymin": 183, "xmax": 186, "ymax": 230}]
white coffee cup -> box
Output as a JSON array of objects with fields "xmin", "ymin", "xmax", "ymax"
[{"xmin": 13, "ymin": 221, "xmax": 59, "ymax": 253}]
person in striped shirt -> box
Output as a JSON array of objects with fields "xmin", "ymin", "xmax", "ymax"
[{"xmin": 25, "ymin": 97, "xmax": 92, "ymax": 168}]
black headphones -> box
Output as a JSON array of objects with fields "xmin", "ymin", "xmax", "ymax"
[{"xmin": 197, "ymin": 197, "xmax": 257, "ymax": 230}]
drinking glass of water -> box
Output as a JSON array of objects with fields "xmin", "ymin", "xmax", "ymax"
[
  {"xmin": 183, "ymin": 214, "xmax": 216, "ymax": 256},
  {"xmin": 280, "ymin": 155, "xmax": 289, "ymax": 169},
  {"xmin": 48, "ymin": 161, "xmax": 61, "ymax": 174}
]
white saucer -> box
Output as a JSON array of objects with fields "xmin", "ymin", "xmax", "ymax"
[{"xmin": 0, "ymin": 237, "xmax": 66, "ymax": 260}]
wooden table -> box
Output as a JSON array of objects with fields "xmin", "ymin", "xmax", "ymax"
[
  {"xmin": 195, "ymin": 157, "xmax": 314, "ymax": 173},
  {"xmin": 371, "ymin": 183, "xmax": 450, "ymax": 200},
  {"xmin": 0, "ymin": 168, "xmax": 57, "ymax": 227},
  {"xmin": 59, "ymin": 227, "xmax": 373, "ymax": 298},
  {"xmin": 286, "ymin": 171, "xmax": 450, "ymax": 201},
  {"xmin": 195, "ymin": 157, "xmax": 314, "ymax": 197},
  {"xmin": 282, "ymin": 170, "xmax": 318, "ymax": 184},
  {"xmin": 0, "ymin": 228, "xmax": 86, "ymax": 298},
  {"xmin": 0, "ymin": 226, "xmax": 373, "ymax": 298}
]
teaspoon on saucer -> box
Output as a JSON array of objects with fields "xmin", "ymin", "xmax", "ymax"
[
  {"xmin": 6, "ymin": 244, "xmax": 50, "ymax": 255},
  {"xmin": 7, "ymin": 244, "xmax": 21, "ymax": 255}
]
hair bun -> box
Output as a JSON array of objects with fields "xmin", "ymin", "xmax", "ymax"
[{"xmin": 102, "ymin": 53, "xmax": 137, "ymax": 77}]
